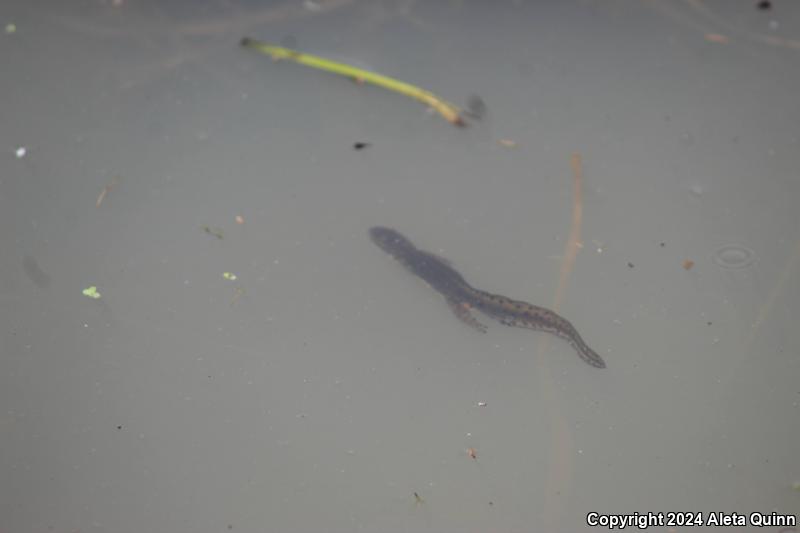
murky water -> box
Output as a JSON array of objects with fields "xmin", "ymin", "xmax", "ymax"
[{"xmin": 2, "ymin": 1, "xmax": 799, "ymax": 532}]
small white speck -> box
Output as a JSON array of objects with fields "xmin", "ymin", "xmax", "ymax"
[
  {"xmin": 15, "ymin": 146, "xmax": 26, "ymax": 158},
  {"xmin": 477, "ymin": 401, "xmax": 487, "ymax": 407}
]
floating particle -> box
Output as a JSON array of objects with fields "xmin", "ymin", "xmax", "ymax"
[
  {"xmin": 5, "ymin": 23, "xmax": 16, "ymax": 34},
  {"xmin": 627, "ymin": 262, "xmax": 634, "ymax": 269},
  {"xmin": 477, "ymin": 401, "xmax": 487, "ymax": 407},
  {"xmin": 353, "ymin": 142, "xmax": 371, "ymax": 150},
  {"xmin": 466, "ymin": 447, "xmax": 477, "ymax": 460},
  {"xmin": 96, "ymin": 176, "xmax": 119, "ymax": 207},
  {"xmin": 757, "ymin": 1, "xmax": 771, "ymax": 10},
  {"xmin": 222, "ymin": 272, "xmax": 237, "ymax": 281},
  {"xmin": 705, "ymin": 33, "xmax": 729, "ymax": 44},
  {"xmin": 203, "ymin": 226, "xmax": 224, "ymax": 239},
  {"xmin": 82, "ymin": 286, "xmax": 101, "ymax": 299},
  {"xmin": 15, "ymin": 146, "xmax": 26, "ymax": 158},
  {"xmin": 683, "ymin": 259, "xmax": 695, "ymax": 270},
  {"xmin": 498, "ymin": 139, "xmax": 518, "ymax": 148},
  {"xmin": 235, "ymin": 215, "xmax": 244, "ymax": 224}
]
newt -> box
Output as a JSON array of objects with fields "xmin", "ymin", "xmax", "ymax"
[{"xmin": 369, "ymin": 226, "xmax": 606, "ymax": 368}]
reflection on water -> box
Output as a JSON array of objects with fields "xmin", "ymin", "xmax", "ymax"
[
  {"xmin": 22, "ymin": 255, "xmax": 50, "ymax": 288},
  {"xmin": 712, "ymin": 244, "xmax": 757, "ymax": 270}
]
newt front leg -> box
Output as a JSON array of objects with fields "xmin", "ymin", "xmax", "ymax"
[{"xmin": 446, "ymin": 297, "xmax": 488, "ymax": 333}]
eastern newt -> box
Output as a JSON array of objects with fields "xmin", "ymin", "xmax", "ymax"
[{"xmin": 369, "ymin": 226, "xmax": 606, "ymax": 368}]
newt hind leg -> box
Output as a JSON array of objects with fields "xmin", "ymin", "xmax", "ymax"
[{"xmin": 446, "ymin": 297, "xmax": 488, "ymax": 333}]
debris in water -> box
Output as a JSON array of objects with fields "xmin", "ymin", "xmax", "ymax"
[
  {"xmin": 223, "ymin": 272, "xmax": 237, "ymax": 281},
  {"xmin": 705, "ymin": 33, "xmax": 729, "ymax": 44},
  {"xmin": 82, "ymin": 286, "xmax": 101, "ymax": 299},
  {"xmin": 203, "ymin": 226, "xmax": 224, "ymax": 240},
  {"xmin": 241, "ymin": 37, "xmax": 468, "ymax": 127},
  {"xmin": 5, "ymin": 23, "xmax": 16, "ymax": 34},
  {"xmin": 683, "ymin": 259, "xmax": 695, "ymax": 270},
  {"xmin": 96, "ymin": 175, "xmax": 119, "ymax": 207},
  {"xmin": 466, "ymin": 447, "xmax": 478, "ymax": 460},
  {"xmin": 353, "ymin": 142, "xmax": 371, "ymax": 150},
  {"xmin": 235, "ymin": 215, "xmax": 244, "ymax": 225},
  {"xmin": 15, "ymin": 146, "xmax": 26, "ymax": 158}
]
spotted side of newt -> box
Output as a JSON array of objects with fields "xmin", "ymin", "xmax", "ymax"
[{"xmin": 369, "ymin": 226, "xmax": 606, "ymax": 368}]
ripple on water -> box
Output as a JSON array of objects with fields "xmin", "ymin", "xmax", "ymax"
[{"xmin": 712, "ymin": 244, "xmax": 757, "ymax": 270}]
